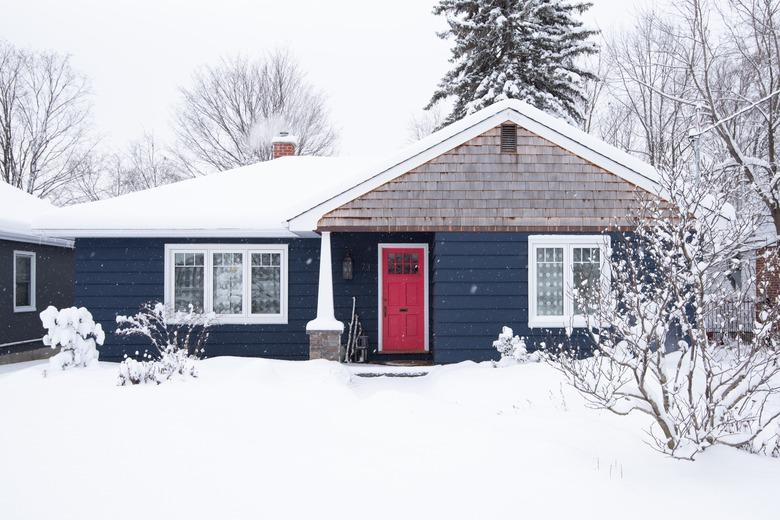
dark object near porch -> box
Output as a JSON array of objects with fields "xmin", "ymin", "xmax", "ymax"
[{"xmin": 344, "ymin": 296, "xmax": 369, "ymax": 363}]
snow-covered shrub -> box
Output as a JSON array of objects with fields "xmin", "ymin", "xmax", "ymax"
[
  {"xmin": 553, "ymin": 164, "xmax": 780, "ymax": 459},
  {"xmin": 492, "ymin": 326, "xmax": 540, "ymax": 366},
  {"xmin": 114, "ymin": 302, "xmax": 212, "ymax": 385},
  {"xmin": 117, "ymin": 347, "xmax": 198, "ymax": 386},
  {"xmin": 40, "ymin": 306, "xmax": 104, "ymax": 370}
]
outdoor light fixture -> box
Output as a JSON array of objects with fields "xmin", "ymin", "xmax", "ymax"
[{"xmin": 342, "ymin": 251, "xmax": 353, "ymax": 280}]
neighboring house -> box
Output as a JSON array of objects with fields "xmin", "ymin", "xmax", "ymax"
[
  {"xmin": 34, "ymin": 100, "xmax": 663, "ymax": 364},
  {"xmin": 0, "ymin": 183, "xmax": 74, "ymax": 363}
]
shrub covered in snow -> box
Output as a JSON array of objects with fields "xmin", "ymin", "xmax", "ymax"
[
  {"xmin": 115, "ymin": 302, "xmax": 212, "ymax": 385},
  {"xmin": 553, "ymin": 164, "xmax": 780, "ymax": 459},
  {"xmin": 117, "ymin": 348, "xmax": 198, "ymax": 386},
  {"xmin": 492, "ymin": 326, "xmax": 540, "ymax": 366},
  {"xmin": 40, "ymin": 306, "xmax": 104, "ymax": 370}
]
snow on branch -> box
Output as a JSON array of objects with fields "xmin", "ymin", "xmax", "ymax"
[
  {"xmin": 40, "ymin": 306, "xmax": 104, "ymax": 371},
  {"xmin": 114, "ymin": 302, "xmax": 214, "ymax": 385},
  {"xmin": 551, "ymin": 162, "xmax": 780, "ymax": 459}
]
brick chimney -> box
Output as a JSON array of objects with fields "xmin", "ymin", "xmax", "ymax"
[{"xmin": 272, "ymin": 131, "xmax": 298, "ymax": 159}]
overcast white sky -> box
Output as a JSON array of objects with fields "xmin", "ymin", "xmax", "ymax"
[{"xmin": 0, "ymin": 0, "xmax": 656, "ymax": 157}]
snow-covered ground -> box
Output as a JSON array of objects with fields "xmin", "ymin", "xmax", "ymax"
[{"xmin": 1, "ymin": 358, "xmax": 778, "ymax": 520}]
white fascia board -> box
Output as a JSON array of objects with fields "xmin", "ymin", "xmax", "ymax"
[
  {"xmin": 0, "ymin": 230, "xmax": 74, "ymax": 249},
  {"xmin": 288, "ymin": 107, "xmax": 664, "ymax": 233},
  {"xmin": 33, "ymin": 228, "xmax": 303, "ymax": 239}
]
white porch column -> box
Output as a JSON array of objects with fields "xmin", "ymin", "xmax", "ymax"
[{"xmin": 306, "ymin": 232, "xmax": 343, "ymax": 360}]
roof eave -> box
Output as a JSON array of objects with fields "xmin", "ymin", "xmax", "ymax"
[
  {"xmin": 32, "ymin": 227, "xmax": 311, "ymax": 239},
  {"xmin": 0, "ymin": 229, "xmax": 74, "ymax": 248}
]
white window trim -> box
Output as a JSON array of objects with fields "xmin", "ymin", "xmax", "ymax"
[
  {"xmin": 164, "ymin": 244, "xmax": 289, "ymax": 325},
  {"xmin": 13, "ymin": 250, "xmax": 36, "ymax": 313},
  {"xmin": 528, "ymin": 235, "xmax": 610, "ymax": 329},
  {"xmin": 377, "ymin": 243, "xmax": 430, "ymax": 353}
]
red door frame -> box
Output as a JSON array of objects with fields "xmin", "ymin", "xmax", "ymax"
[{"xmin": 378, "ymin": 243, "xmax": 429, "ymax": 353}]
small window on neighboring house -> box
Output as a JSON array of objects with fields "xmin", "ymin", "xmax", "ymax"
[
  {"xmin": 501, "ymin": 124, "xmax": 517, "ymax": 153},
  {"xmin": 14, "ymin": 251, "xmax": 36, "ymax": 312},
  {"xmin": 528, "ymin": 236, "xmax": 610, "ymax": 328}
]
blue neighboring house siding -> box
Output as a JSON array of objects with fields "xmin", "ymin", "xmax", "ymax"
[
  {"xmin": 75, "ymin": 237, "xmax": 319, "ymax": 362},
  {"xmin": 0, "ymin": 239, "xmax": 74, "ymax": 353}
]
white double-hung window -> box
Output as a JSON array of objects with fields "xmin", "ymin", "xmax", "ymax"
[
  {"xmin": 164, "ymin": 244, "xmax": 288, "ymax": 324},
  {"xmin": 528, "ymin": 235, "xmax": 610, "ymax": 328}
]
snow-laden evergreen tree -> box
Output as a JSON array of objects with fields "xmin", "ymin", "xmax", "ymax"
[{"xmin": 428, "ymin": 0, "xmax": 598, "ymax": 125}]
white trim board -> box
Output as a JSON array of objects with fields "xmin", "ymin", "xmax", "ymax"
[
  {"xmin": 0, "ymin": 230, "xmax": 73, "ymax": 248},
  {"xmin": 376, "ymin": 243, "xmax": 430, "ymax": 353},
  {"xmin": 288, "ymin": 101, "xmax": 664, "ymax": 233},
  {"xmin": 40, "ymin": 228, "xmax": 304, "ymax": 239},
  {"xmin": 0, "ymin": 337, "xmax": 44, "ymax": 349}
]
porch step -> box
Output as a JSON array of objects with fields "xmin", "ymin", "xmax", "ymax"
[
  {"xmin": 371, "ymin": 359, "xmax": 432, "ymax": 367},
  {"xmin": 354, "ymin": 371, "xmax": 428, "ymax": 378}
]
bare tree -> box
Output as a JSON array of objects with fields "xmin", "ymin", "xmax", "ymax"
[
  {"xmin": 407, "ymin": 102, "xmax": 446, "ymax": 142},
  {"xmin": 579, "ymin": 52, "xmax": 609, "ymax": 134},
  {"xmin": 594, "ymin": 12, "xmax": 695, "ymax": 169},
  {"xmin": 173, "ymin": 50, "xmax": 337, "ymax": 175},
  {"xmin": 0, "ymin": 40, "xmax": 93, "ymax": 201},
  {"xmin": 554, "ymin": 162, "xmax": 780, "ymax": 459},
  {"xmin": 113, "ymin": 133, "xmax": 183, "ymax": 193},
  {"xmin": 61, "ymin": 134, "xmax": 183, "ymax": 203},
  {"xmin": 628, "ymin": 0, "xmax": 780, "ymax": 235}
]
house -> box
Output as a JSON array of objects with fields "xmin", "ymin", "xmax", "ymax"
[
  {"xmin": 33, "ymin": 100, "xmax": 662, "ymax": 364},
  {"xmin": 0, "ymin": 183, "xmax": 74, "ymax": 363}
]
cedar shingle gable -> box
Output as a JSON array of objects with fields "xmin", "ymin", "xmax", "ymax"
[{"xmin": 318, "ymin": 123, "xmax": 659, "ymax": 232}]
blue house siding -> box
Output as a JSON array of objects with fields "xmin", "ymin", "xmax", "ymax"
[
  {"xmin": 76, "ymin": 231, "xmax": 617, "ymax": 365},
  {"xmin": 75, "ymin": 237, "xmax": 319, "ymax": 362},
  {"xmin": 431, "ymin": 232, "xmax": 604, "ymax": 364},
  {"xmin": 331, "ymin": 232, "xmax": 434, "ymax": 362}
]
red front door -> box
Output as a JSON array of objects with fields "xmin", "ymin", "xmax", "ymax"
[{"xmin": 381, "ymin": 247, "xmax": 426, "ymax": 352}]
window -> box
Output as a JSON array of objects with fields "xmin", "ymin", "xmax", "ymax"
[
  {"xmin": 173, "ymin": 252, "xmax": 205, "ymax": 312},
  {"xmin": 251, "ymin": 252, "xmax": 281, "ymax": 314},
  {"xmin": 165, "ymin": 244, "xmax": 288, "ymax": 324},
  {"xmin": 528, "ymin": 236, "xmax": 609, "ymax": 328},
  {"xmin": 13, "ymin": 251, "xmax": 36, "ymax": 312},
  {"xmin": 501, "ymin": 124, "xmax": 517, "ymax": 153},
  {"xmin": 387, "ymin": 252, "xmax": 419, "ymax": 275}
]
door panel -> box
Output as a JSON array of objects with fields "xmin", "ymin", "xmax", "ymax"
[{"xmin": 381, "ymin": 247, "xmax": 426, "ymax": 352}]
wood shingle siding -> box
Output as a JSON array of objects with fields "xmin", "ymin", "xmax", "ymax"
[{"xmin": 318, "ymin": 123, "xmax": 656, "ymax": 232}]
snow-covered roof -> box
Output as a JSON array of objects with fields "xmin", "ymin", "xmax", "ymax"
[
  {"xmin": 34, "ymin": 99, "xmax": 662, "ymax": 238},
  {"xmin": 34, "ymin": 156, "xmax": 377, "ymax": 238},
  {"xmin": 0, "ymin": 182, "xmax": 73, "ymax": 247}
]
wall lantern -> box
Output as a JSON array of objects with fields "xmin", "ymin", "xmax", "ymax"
[{"xmin": 342, "ymin": 251, "xmax": 354, "ymax": 280}]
